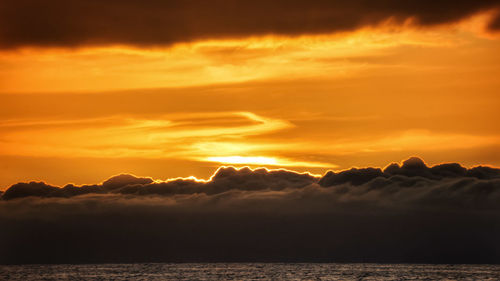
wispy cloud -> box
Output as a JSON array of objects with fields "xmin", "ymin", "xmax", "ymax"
[{"xmin": 0, "ymin": 112, "xmax": 299, "ymax": 163}]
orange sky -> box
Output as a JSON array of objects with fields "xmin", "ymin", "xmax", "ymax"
[{"xmin": 1, "ymin": 11, "xmax": 500, "ymax": 189}]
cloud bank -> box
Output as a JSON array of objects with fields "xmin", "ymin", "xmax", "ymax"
[
  {"xmin": 1, "ymin": 157, "xmax": 499, "ymax": 264},
  {"xmin": 1, "ymin": 0, "xmax": 500, "ymax": 49}
]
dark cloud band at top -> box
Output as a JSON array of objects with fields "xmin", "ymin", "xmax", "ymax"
[{"xmin": 1, "ymin": 0, "xmax": 500, "ymax": 49}]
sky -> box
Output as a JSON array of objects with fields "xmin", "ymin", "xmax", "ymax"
[
  {"xmin": 1, "ymin": 0, "xmax": 500, "ymax": 265},
  {"xmin": 1, "ymin": 0, "xmax": 500, "ymax": 189}
]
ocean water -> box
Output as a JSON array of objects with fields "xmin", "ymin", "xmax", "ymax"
[{"xmin": 0, "ymin": 263, "xmax": 499, "ymax": 280}]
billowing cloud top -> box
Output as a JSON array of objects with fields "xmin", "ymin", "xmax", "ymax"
[
  {"xmin": 1, "ymin": 0, "xmax": 500, "ymax": 49},
  {"xmin": 1, "ymin": 158, "xmax": 499, "ymax": 264},
  {"xmin": 3, "ymin": 157, "xmax": 499, "ymax": 205},
  {"xmin": 1, "ymin": 166, "xmax": 317, "ymax": 200}
]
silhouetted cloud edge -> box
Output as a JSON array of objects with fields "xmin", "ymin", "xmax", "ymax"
[{"xmin": 2, "ymin": 157, "xmax": 499, "ymax": 210}]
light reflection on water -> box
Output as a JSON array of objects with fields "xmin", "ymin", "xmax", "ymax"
[{"xmin": 1, "ymin": 263, "xmax": 499, "ymax": 280}]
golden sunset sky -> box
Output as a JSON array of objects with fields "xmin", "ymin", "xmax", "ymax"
[{"xmin": 1, "ymin": 1, "xmax": 500, "ymax": 188}]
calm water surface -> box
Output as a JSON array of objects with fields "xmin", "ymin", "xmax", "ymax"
[{"xmin": 1, "ymin": 263, "xmax": 499, "ymax": 280}]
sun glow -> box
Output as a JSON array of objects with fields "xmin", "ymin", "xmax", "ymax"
[
  {"xmin": 207, "ymin": 156, "xmax": 279, "ymax": 165},
  {"xmin": 206, "ymin": 156, "xmax": 335, "ymax": 168}
]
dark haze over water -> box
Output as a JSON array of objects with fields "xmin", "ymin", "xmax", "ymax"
[
  {"xmin": 2, "ymin": 158, "xmax": 500, "ymax": 264},
  {"xmin": 1, "ymin": 263, "xmax": 499, "ymax": 280}
]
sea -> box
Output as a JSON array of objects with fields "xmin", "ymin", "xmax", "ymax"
[{"xmin": 0, "ymin": 263, "xmax": 499, "ymax": 280}]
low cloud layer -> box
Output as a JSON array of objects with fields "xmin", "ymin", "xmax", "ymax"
[
  {"xmin": 1, "ymin": 158, "xmax": 499, "ymax": 264},
  {"xmin": 1, "ymin": 0, "xmax": 500, "ymax": 49}
]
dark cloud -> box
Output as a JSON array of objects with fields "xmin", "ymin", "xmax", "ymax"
[
  {"xmin": 3, "ymin": 158, "xmax": 499, "ymax": 200},
  {"xmin": 0, "ymin": 0, "xmax": 499, "ymax": 49},
  {"xmin": 1, "ymin": 158, "xmax": 500, "ymax": 264},
  {"xmin": 1, "ymin": 167, "xmax": 317, "ymax": 200},
  {"xmin": 489, "ymin": 10, "xmax": 500, "ymax": 30}
]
